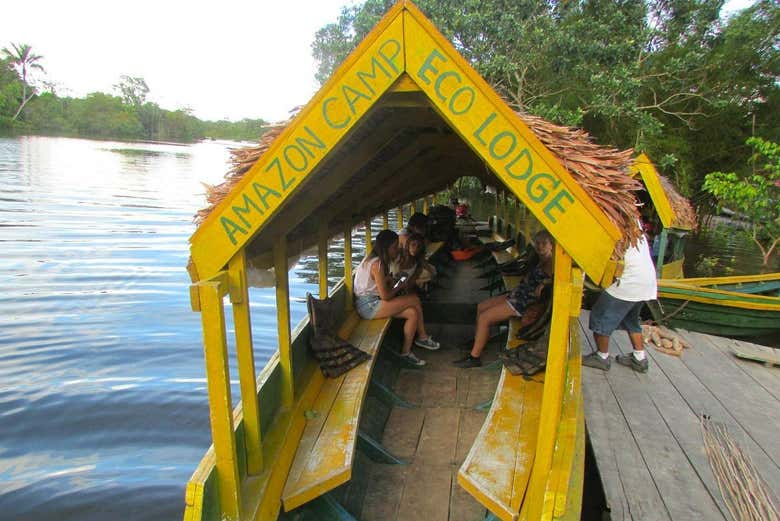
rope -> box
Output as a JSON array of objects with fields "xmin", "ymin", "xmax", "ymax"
[{"xmin": 700, "ymin": 414, "xmax": 780, "ymax": 521}]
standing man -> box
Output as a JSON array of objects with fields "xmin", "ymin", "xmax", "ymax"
[{"xmin": 582, "ymin": 230, "xmax": 657, "ymax": 373}]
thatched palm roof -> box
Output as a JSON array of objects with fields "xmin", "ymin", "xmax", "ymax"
[
  {"xmin": 194, "ymin": 108, "xmax": 644, "ymax": 259},
  {"xmin": 658, "ymin": 174, "xmax": 697, "ymax": 231}
]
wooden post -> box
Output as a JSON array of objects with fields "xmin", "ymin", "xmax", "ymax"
[
  {"xmin": 422, "ymin": 197, "xmax": 429, "ymax": 215},
  {"xmin": 318, "ymin": 224, "xmax": 329, "ymax": 298},
  {"xmin": 273, "ymin": 236, "xmax": 294, "ymax": 407},
  {"xmin": 344, "ymin": 224, "xmax": 354, "ymax": 311},
  {"xmin": 494, "ymin": 190, "xmax": 499, "ymax": 233},
  {"xmin": 522, "ymin": 244, "xmax": 572, "ymax": 520},
  {"xmin": 365, "ymin": 217, "xmax": 373, "ymax": 256},
  {"xmin": 227, "ymin": 251, "xmax": 263, "ymax": 475},
  {"xmin": 195, "ymin": 274, "xmax": 242, "ymax": 519},
  {"xmin": 396, "ymin": 206, "xmax": 404, "ymax": 230},
  {"xmin": 655, "ymin": 228, "xmax": 668, "ymax": 278},
  {"xmin": 382, "ymin": 211, "xmax": 389, "ymax": 230},
  {"xmin": 514, "ymin": 199, "xmax": 521, "ymax": 239}
]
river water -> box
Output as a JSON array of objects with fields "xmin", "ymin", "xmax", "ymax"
[
  {"xmin": 0, "ymin": 136, "xmax": 776, "ymax": 520},
  {"xmin": 0, "ymin": 136, "xmax": 371, "ymax": 521}
]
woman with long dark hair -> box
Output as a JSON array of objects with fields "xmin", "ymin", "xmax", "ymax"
[{"xmin": 353, "ymin": 229, "xmax": 439, "ymax": 366}]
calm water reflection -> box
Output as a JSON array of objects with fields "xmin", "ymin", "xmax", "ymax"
[{"xmin": 0, "ymin": 136, "xmax": 379, "ymax": 521}]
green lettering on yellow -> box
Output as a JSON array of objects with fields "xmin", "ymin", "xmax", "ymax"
[
  {"xmin": 222, "ymin": 216, "xmax": 247, "ymax": 245},
  {"xmin": 252, "ymin": 182, "xmax": 281, "ymax": 209},
  {"xmin": 544, "ymin": 189, "xmax": 574, "ymax": 224},
  {"xmin": 505, "ymin": 148, "xmax": 533, "ymax": 180},
  {"xmin": 232, "ymin": 193, "xmax": 263, "ymax": 228},
  {"xmin": 417, "ymin": 49, "xmax": 447, "ymax": 85},
  {"xmin": 356, "ymin": 57, "xmax": 391, "ymax": 95}
]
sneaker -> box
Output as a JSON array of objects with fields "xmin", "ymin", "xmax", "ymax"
[
  {"xmin": 415, "ymin": 336, "xmax": 441, "ymax": 350},
  {"xmin": 582, "ymin": 352, "xmax": 611, "ymax": 371},
  {"xmin": 401, "ymin": 352, "xmax": 426, "ymax": 367},
  {"xmin": 452, "ymin": 355, "xmax": 482, "ymax": 368},
  {"xmin": 615, "ymin": 353, "xmax": 649, "ymax": 373}
]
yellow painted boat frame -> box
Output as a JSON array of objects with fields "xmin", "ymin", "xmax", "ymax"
[{"xmin": 182, "ymin": 2, "xmax": 629, "ymax": 520}]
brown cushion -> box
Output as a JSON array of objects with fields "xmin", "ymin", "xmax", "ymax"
[{"xmin": 306, "ymin": 293, "xmax": 370, "ymax": 378}]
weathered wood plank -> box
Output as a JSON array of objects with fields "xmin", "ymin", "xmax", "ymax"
[
  {"xmin": 607, "ymin": 329, "xmax": 727, "ymax": 521},
  {"xmin": 580, "ymin": 319, "xmax": 670, "ymax": 521},
  {"xmin": 282, "ymin": 317, "xmax": 391, "ymax": 511},
  {"xmin": 458, "ymin": 368, "xmax": 543, "ymax": 520}
]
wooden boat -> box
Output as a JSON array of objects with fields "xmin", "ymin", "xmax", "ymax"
[
  {"xmin": 181, "ymin": 2, "xmax": 647, "ymax": 520},
  {"xmin": 649, "ymin": 273, "xmax": 780, "ymax": 337},
  {"xmin": 629, "ymin": 153, "xmax": 697, "ymax": 279}
]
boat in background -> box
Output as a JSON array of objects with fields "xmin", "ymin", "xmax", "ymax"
[{"xmin": 649, "ymin": 273, "xmax": 780, "ymax": 337}]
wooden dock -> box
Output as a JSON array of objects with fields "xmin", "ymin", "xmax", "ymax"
[{"xmin": 579, "ymin": 310, "xmax": 780, "ymax": 520}]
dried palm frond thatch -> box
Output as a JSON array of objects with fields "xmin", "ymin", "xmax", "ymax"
[
  {"xmin": 193, "ymin": 108, "xmax": 644, "ymax": 257},
  {"xmin": 658, "ymin": 174, "xmax": 698, "ymax": 231}
]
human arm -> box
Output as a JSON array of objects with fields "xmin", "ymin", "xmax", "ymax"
[{"xmin": 371, "ymin": 260, "xmax": 402, "ymax": 300}]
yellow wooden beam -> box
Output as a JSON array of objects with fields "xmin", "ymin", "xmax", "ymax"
[
  {"xmin": 196, "ymin": 277, "xmax": 242, "ymax": 520},
  {"xmin": 318, "ymin": 224, "xmax": 329, "ymax": 298},
  {"xmin": 189, "ymin": 7, "xmax": 405, "ymax": 280},
  {"xmin": 228, "ymin": 251, "xmax": 263, "ymax": 476},
  {"xmin": 382, "ymin": 211, "xmax": 389, "ymax": 230},
  {"xmin": 630, "ymin": 153, "xmax": 677, "ymax": 229},
  {"xmin": 403, "ymin": 6, "xmax": 619, "ymax": 281},
  {"xmin": 422, "ymin": 197, "xmax": 429, "ymax": 215},
  {"xmin": 396, "ymin": 206, "xmax": 404, "ymax": 230},
  {"xmin": 365, "ymin": 217, "xmax": 373, "ymax": 256},
  {"xmin": 274, "ymin": 236, "xmax": 294, "ymax": 407},
  {"xmin": 344, "ymin": 225, "xmax": 354, "ymax": 311},
  {"xmin": 521, "ymin": 244, "xmax": 572, "ymax": 521}
]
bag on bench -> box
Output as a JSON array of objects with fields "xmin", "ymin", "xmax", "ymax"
[{"xmin": 306, "ymin": 293, "xmax": 371, "ymax": 378}]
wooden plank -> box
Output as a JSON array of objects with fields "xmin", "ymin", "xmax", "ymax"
[
  {"xmin": 458, "ymin": 368, "xmax": 543, "ymax": 521},
  {"xmin": 281, "ymin": 317, "xmax": 391, "ymax": 511},
  {"xmin": 580, "ymin": 318, "xmax": 670, "ymax": 521},
  {"xmin": 397, "ymin": 462, "xmax": 452, "ymax": 521},
  {"xmin": 675, "ymin": 330, "xmax": 780, "ymax": 472},
  {"xmin": 416, "ymin": 407, "xmax": 460, "ymax": 465},
  {"xmin": 605, "ymin": 327, "xmax": 727, "ymax": 521},
  {"xmin": 705, "ymin": 336, "xmax": 780, "ymax": 401},
  {"xmin": 731, "ymin": 341, "xmax": 780, "ymax": 367}
]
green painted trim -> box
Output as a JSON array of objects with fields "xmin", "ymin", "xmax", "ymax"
[
  {"xmin": 357, "ymin": 430, "xmax": 407, "ymax": 464},
  {"xmin": 369, "ymin": 380, "xmax": 418, "ymax": 409}
]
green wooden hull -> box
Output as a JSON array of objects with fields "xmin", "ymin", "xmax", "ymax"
[{"xmin": 650, "ymin": 276, "xmax": 780, "ymax": 337}]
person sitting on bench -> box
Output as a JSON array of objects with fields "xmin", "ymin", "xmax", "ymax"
[
  {"xmin": 390, "ymin": 232, "xmax": 436, "ymax": 293},
  {"xmin": 354, "ymin": 229, "xmax": 441, "ymax": 367},
  {"xmin": 453, "ymin": 230, "xmax": 554, "ymax": 368}
]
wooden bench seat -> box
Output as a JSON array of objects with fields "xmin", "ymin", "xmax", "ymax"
[
  {"xmin": 458, "ymin": 367, "xmax": 544, "ymax": 520},
  {"xmin": 281, "ymin": 312, "xmax": 391, "ymax": 512}
]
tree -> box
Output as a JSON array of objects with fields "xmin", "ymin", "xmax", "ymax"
[
  {"xmin": 310, "ymin": 0, "xmax": 780, "ymax": 196},
  {"xmin": 1, "ymin": 43, "xmax": 44, "ymax": 120},
  {"xmin": 703, "ymin": 137, "xmax": 780, "ymax": 267},
  {"xmin": 114, "ymin": 75, "xmax": 149, "ymax": 107}
]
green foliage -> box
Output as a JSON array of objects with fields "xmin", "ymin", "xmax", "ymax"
[
  {"xmin": 311, "ymin": 0, "xmax": 780, "ymax": 198},
  {"xmin": 703, "ymin": 137, "xmax": 780, "ymax": 266}
]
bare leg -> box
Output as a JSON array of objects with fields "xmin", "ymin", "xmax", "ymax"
[
  {"xmin": 477, "ymin": 294, "xmax": 510, "ymax": 314},
  {"xmin": 374, "ymin": 295, "xmax": 427, "ymax": 353},
  {"xmin": 593, "ymin": 333, "xmax": 610, "ymax": 354},
  {"xmin": 470, "ymin": 300, "xmax": 517, "ymax": 358},
  {"xmin": 628, "ymin": 332, "xmax": 644, "ymax": 351}
]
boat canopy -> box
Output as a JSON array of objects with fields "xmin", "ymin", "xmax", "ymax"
[
  {"xmin": 189, "ymin": 0, "xmax": 645, "ymax": 285},
  {"xmin": 630, "ymin": 153, "xmax": 697, "ymax": 231}
]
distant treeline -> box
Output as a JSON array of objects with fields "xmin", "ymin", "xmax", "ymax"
[{"xmin": 0, "ymin": 62, "xmax": 269, "ymax": 143}]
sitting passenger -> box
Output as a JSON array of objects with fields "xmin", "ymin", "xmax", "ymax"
[
  {"xmin": 390, "ymin": 233, "xmax": 437, "ymax": 292},
  {"xmin": 453, "ymin": 230, "xmax": 555, "ymax": 368},
  {"xmin": 354, "ymin": 230, "xmax": 440, "ymax": 366},
  {"xmin": 399, "ymin": 212, "xmax": 428, "ymax": 248}
]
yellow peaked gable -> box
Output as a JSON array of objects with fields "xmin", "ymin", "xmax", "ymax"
[
  {"xmin": 190, "ymin": 0, "xmax": 621, "ymax": 282},
  {"xmin": 629, "ymin": 153, "xmax": 676, "ymax": 229}
]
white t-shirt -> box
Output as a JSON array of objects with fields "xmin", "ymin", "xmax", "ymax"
[{"xmin": 606, "ymin": 235, "xmax": 658, "ymax": 302}]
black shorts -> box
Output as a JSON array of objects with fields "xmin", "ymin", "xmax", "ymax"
[{"xmin": 589, "ymin": 291, "xmax": 644, "ymax": 336}]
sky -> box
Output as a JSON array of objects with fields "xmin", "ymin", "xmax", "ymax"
[
  {"xmin": 1, "ymin": 0, "xmax": 754, "ymax": 124},
  {"xmin": 0, "ymin": 0, "xmax": 355, "ymax": 123}
]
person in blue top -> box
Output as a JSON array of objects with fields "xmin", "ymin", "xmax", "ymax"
[{"xmin": 453, "ymin": 230, "xmax": 554, "ymax": 368}]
